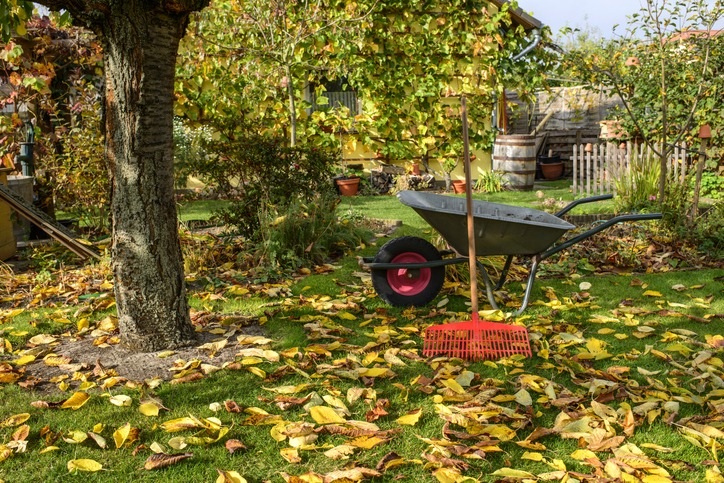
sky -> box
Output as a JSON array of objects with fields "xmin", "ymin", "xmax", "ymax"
[{"xmin": 520, "ymin": 0, "xmax": 722, "ymax": 38}]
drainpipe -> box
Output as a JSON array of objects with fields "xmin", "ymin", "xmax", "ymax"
[
  {"xmin": 493, "ymin": 28, "xmax": 543, "ymax": 132},
  {"xmin": 512, "ymin": 28, "xmax": 542, "ymax": 62}
]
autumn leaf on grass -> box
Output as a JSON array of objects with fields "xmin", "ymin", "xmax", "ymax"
[
  {"xmin": 324, "ymin": 444, "xmax": 356, "ymax": 460},
  {"xmin": 0, "ymin": 445, "xmax": 12, "ymax": 462},
  {"xmin": 279, "ymin": 471, "xmax": 324, "ymax": 483},
  {"xmin": 109, "ymin": 394, "xmax": 133, "ymax": 407},
  {"xmin": 280, "ymin": 447, "xmax": 302, "ymax": 464},
  {"xmin": 67, "ymin": 458, "xmax": 103, "ymax": 473},
  {"xmin": 310, "ymin": 405, "xmax": 347, "ymax": 424},
  {"xmin": 225, "ymin": 439, "xmax": 246, "ymax": 454},
  {"xmin": 216, "ymin": 469, "xmax": 247, "ymax": 483},
  {"xmin": 113, "ymin": 422, "xmax": 140, "ymax": 449},
  {"xmin": 143, "ymin": 452, "xmax": 193, "ymax": 470},
  {"xmin": 396, "ymin": 408, "xmax": 422, "ymax": 426},
  {"xmin": 0, "ymin": 413, "xmax": 30, "ymax": 428},
  {"xmin": 376, "ymin": 452, "xmax": 406, "ymax": 472},
  {"xmin": 61, "ymin": 392, "xmax": 91, "ymax": 410},
  {"xmin": 322, "ymin": 467, "xmax": 382, "ymax": 482},
  {"xmin": 432, "ymin": 467, "xmax": 477, "ymax": 483}
]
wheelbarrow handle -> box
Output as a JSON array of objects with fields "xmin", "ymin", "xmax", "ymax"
[{"xmin": 555, "ymin": 194, "xmax": 614, "ymax": 218}]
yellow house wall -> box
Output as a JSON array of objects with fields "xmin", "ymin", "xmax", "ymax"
[{"xmin": 340, "ymin": 132, "xmax": 493, "ymax": 182}]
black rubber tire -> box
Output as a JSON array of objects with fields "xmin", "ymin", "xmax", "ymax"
[{"xmin": 371, "ymin": 236, "xmax": 445, "ymax": 307}]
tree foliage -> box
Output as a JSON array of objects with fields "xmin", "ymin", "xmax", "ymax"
[
  {"xmin": 345, "ymin": 0, "xmax": 554, "ymax": 173},
  {"xmin": 177, "ymin": 0, "xmax": 554, "ymax": 174},
  {"xmin": 562, "ymin": 0, "xmax": 724, "ymax": 203}
]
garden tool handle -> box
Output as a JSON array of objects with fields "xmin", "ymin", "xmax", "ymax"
[{"xmin": 461, "ymin": 97, "xmax": 478, "ymax": 318}]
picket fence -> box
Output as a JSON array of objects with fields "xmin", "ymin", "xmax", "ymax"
[{"xmin": 571, "ymin": 142, "xmax": 690, "ymax": 196}]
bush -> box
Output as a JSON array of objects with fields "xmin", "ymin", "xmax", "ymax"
[
  {"xmin": 44, "ymin": 86, "xmax": 110, "ymax": 235},
  {"xmin": 662, "ymin": 181, "xmax": 724, "ymax": 255},
  {"xmin": 692, "ymin": 171, "xmax": 724, "ymax": 200},
  {"xmin": 173, "ymin": 118, "xmax": 212, "ymax": 189},
  {"xmin": 191, "ymin": 133, "xmax": 337, "ymax": 239},
  {"xmin": 253, "ymin": 193, "xmax": 368, "ymax": 270},
  {"xmin": 612, "ymin": 149, "xmax": 660, "ymax": 213}
]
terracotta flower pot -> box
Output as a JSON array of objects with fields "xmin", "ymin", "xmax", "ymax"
[
  {"xmin": 540, "ymin": 162, "xmax": 564, "ymax": 180},
  {"xmin": 452, "ymin": 180, "xmax": 467, "ymax": 193},
  {"xmin": 336, "ymin": 177, "xmax": 360, "ymax": 196}
]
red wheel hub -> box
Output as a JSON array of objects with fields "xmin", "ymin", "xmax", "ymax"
[{"xmin": 387, "ymin": 252, "xmax": 431, "ymax": 296}]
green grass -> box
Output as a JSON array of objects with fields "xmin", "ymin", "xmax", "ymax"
[{"xmin": 2, "ymin": 180, "xmax": 723, "ymax": 482}]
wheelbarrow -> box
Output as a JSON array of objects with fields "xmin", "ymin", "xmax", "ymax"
[{"xmin": 362, "ymin": 191, "xmax": 662, "ymax": 315}]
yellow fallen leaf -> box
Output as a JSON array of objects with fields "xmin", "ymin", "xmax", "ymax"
[
  {"xmin": 359, "ymin": 367, "xmax": 393, "ymax": 378},
  {"xmin": 13, "ymin": 354, "xmax": 36, "ymax": 366},
  {"xmin": 38, "ymin": 446, "xmax": 60, "ymax": 454},
  {"xmin": 521, "ymin": 451, "xmax": 544, "ymax": 461},
  {"xmin": 109, "ymin": 395, "xmax": 132, "ymax": 407},
  {"xmin": 0, "ymin": 445, "xmax": 12, "ymax": 462},
  {"xmin": 216, "ymin": 469, "xmax": 247, "ymax": 483},
  {"xmin": 515, "ymin": 389, "xmax": 533, "ymax": 406},
  {"xmin": 349, "ymin": 435, "xmax": 387, "ymax": 449},
  {"xmin": 61, "ymin": 392, "xmax": 90, "ymax": 410},
  {"xmin": 310, "ymin": 406, "xmax": 346, "ymax": 425},
  {"xmin": 491, "ymin": 468, "xmax": 536, "ymax": 478},
  {"xmin": 571, "ymin": 449, "xmax": 598, "ymax": 461},
  {"xmin": 67, "ymin": 458, "xmax": 103, "ymax": 473},
  {"xmin": 441, "ymin": 378, "xmax": 465, "ymax": 394},
  {"xmin": 246, "ymin": 367, "xmax": 266, "ymax": 378},
  {"xmin": 643, "ymin": 290, "xmax": 663, "ymax": 297},
  {"xmin": 396, "ymin": 409, "xmax": 422, "ymax": 426},
  {"xmin": 0, "ymin": 413, "xmax": 30, "ymax": 428},
  {"xmin": 139, "ymin": 402, "xmax": 160, "ymax": 417},
  {"xmin": 28, "ymin": 334, "xmax": 58, "ymax": 345},
  {"xmin": 113, "ymin": 422, "xmax": 131, "ymax": 449}
]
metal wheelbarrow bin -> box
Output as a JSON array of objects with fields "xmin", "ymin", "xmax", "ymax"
[{"xmin": 362, "ymin": 191, "xmax": 662, "ymax": 315}]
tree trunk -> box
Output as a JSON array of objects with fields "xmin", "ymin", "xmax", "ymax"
[
  {"xmin": 102, "ymin": 5, "xmax": 195, "ymax": 351},
  {"xmin": 286, "ymin": 64, "xmax": 297, "ymax": 147}
]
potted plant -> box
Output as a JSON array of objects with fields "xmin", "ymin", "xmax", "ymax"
[
  {"xmin": 334, "ymin": 164, "xmax": 363, "ymax": 196},
  {"xmin": 441, "ymin": 157, "xmax": 458, "ymax": 192}
]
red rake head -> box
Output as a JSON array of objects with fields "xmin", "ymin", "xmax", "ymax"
[{"xmin": 422, "ymin": 319, "xmax": 532, "ymax": 361}]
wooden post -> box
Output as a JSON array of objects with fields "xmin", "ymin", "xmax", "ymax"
[
  {"xmin": 690, "ymin": 126, "xmax": 711, "ymax": 220},
  {"xmin": 572, "ymin": 144, "xmax": 578, "ymax": 195}
]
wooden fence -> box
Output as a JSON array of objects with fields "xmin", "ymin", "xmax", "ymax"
[{"xmin": 571, "ymin": 142, "xmax": 691, "ymax": 196}]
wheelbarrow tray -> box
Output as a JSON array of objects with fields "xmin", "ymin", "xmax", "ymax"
[{"xmin": 397, "ymin": 191, "xmax": 574, "ymax": 256}]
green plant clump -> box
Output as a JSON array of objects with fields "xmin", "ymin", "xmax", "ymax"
[
  {"xmin": 474, "ymin": 170, "xmax": 505, "ymax": 193},
  {"xmin": 662, "ymin": 181, "xmax": 724, "ymax": 255},
  {"xmin": 692, "ymin": 171, "xmax": 724, "ymax": 200},
  {"xmin": 613, "ymin": 149, "xmax": 660, "ymax": 213},
  {"xmin": 254, "ymin": 193, "xmax": 368, "ymax": 270},
  {"xmin": 191, "ymin": 133, "xmax": 337, "ymax": 239}
]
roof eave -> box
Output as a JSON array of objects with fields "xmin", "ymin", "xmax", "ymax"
[{"xmin": 488, "ymin": 0, "xmax": 543, "ymax": 31}]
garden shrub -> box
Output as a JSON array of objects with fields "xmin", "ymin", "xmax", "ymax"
[
  {"xmin": 191, "ymin": 133, "xmax": 337, "ymax": 239},
  {"xmin": 173, "ymin": 118, "xmax": 212, "ymax": 189},
  {"xmin": 691, "ymin": 171, "xmax": 724, "ymax": 201},
  {"xmin": 44, "ymin": 87, "xmax": 110, "ymax": 235},
  {"xmin": 253, "ymin": 193, "xmax": 368, "ymax": 270},
  {"xmin": 662, "ymin": 181, "xmax": 724, "ymax": 255},
  {"xmin": 612, "ymin": 149, "xmax": 660, "ymax": 213}
]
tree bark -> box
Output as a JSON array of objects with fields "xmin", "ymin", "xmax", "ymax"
[
  {"xmin": 99, "ymin": 4, "xmax": 197, "ymax": 351},
  {"xmin": 28, "ymin": 1, "xmax": 209, "ymax": 352}
]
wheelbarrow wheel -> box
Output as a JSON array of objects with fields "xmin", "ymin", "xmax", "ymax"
[{"xmin": 372, "ymin": 236, "xmax": 445, "ymax": 307}]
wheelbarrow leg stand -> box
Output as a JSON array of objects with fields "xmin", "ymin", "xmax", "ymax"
[
  {"xmin": 477, "ymin": 255, "xmax": 540, "ymax": 316},
  {"xmin": 516, "ymin": 255, "xmax": 541, "ymax": 316}
]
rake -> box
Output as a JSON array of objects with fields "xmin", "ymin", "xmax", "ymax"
[{"xmin": 422, "ymin": 97, "xmax": 532, "ymax": 361}]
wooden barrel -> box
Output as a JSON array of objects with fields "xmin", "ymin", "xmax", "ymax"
[{"xmin": 492, "ymin": 134, "xmax": 536, "ymax": 191}]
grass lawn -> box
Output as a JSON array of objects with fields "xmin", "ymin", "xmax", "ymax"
[{"xmin": 2, "ymin": 182, "xmax": 723, "ymax": 482}]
